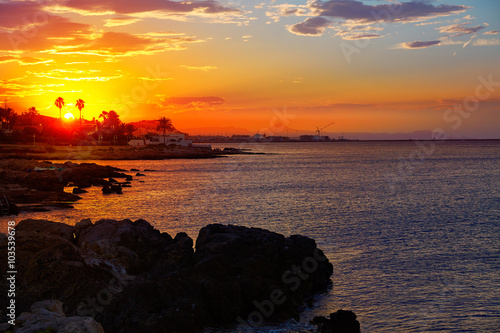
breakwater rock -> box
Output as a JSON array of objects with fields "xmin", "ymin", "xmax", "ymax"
[{"xmin": 0, "ymin": 219, "xmax": 333, "ymax": 332}]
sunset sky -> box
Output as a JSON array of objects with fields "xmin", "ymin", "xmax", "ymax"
[{"xmin": 1, "ymin": 0, "xmax": 499, "ymax": 138}]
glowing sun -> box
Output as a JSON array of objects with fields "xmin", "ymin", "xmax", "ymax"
[{"xmin": 64, "ymin": 112, "xmax": 75, "ymax": 120}]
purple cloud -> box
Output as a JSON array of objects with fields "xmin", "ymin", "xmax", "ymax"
[
  {"xmin": 402, "ymin": 40, "xmax": 442, "ymax": 49},
  {"xmin": 288, "ymin": 17, "xmax": 331, "ymax": 36},
  {"xmin": 309, "ymin": 0, "xmax": 468, "ymax": 23}
]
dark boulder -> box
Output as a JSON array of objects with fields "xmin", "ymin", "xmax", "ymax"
[
  {"xmin": 191, "ymin": 224, "xmax": 333, "ymax": 325},
  {"xmin": 101, "ymin": 185, "xmax": 112, "ymax": 194},
  {"xmin": 110, "ymin": 184, "xmax": 122, "ymax": 194},
  {"xmin": 311, "ymin": 310, "xmax": 361, "ymax": 333}
]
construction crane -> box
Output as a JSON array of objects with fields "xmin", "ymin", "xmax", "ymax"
[{"xmin": 315, "ymin": 122, "xmax": 334, "ymax": 140}]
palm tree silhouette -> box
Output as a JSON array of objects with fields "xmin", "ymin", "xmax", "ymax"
[
  {"xmin": 55, "ymin": 97, "xmax": 65, "ymax": 120},
  {"xmin": 156, "ymin": 117, "xmax": 174, "ymax": 145},
  {"xmin": 76, "ymin": 99, "xmax": 85, "ymax": 130}
]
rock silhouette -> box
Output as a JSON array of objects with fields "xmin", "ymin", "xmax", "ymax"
[{"xmin": 0, "ymin": 219, "xmax": 334, "ymax": 332}]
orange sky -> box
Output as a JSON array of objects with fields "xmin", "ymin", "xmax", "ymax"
[{"xmin": 1, "ymin": 0, "xmax": 499, "ymax": 138}]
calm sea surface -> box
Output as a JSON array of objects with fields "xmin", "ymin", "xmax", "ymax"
[{"xmin": 12, "ymin": 141, "xmax": 500, "ymax": 332}]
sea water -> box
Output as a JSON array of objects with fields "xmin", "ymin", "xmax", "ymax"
[{"xmin": 11, "ymin": 141, "xmax": 500, "ymax": 332}]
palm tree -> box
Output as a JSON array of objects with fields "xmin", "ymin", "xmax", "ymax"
[
  {"xmin": 156, "ymin": 117, "xmax": 174, "ymax": 145},
  {"xmin": 55, "ymin": 97, "xmax": 65, "ymax": 120},
  {"xmin": 75, "ymin": 99, "xmax": 85, "ymax": 130},
  {"xmin": 124, "ymin": 123, "xmax": 137, "ymax": 140}
]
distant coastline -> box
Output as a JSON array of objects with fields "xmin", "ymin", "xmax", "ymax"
[{"xmin": 0, "ymin": 144, "xmax": 263, "ymax": 161}]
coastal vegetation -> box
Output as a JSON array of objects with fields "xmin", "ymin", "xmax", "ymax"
[{"xmin": 0, "ymin": 103, "xmax": 171, "ymax": 146}]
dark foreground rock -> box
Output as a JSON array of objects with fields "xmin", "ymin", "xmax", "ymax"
[
  {"xmin": 12, "ymin": 300, "xmax": 104, "ymax": 333},
  {"xmin": 311, "ymin": 310, "xmax": 361, "ymax": 333},
  {"xmin": 0, "ymin": 220, "xmax": 333, "ymax": 332}
]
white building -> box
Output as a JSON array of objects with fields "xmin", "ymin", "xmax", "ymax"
[{"xmin": 128, "ymin": 133, "xmax": 192, "ymax": 147}]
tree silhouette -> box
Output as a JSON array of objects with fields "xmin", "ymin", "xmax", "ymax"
[
  {"xmin": 124, "ymin": 123, "xmax": 137, "ymax": 139},
  {"xmin": 156, "ymin": 117, "xmax": 174, "ymax": 144},
  {"xmin": 0, "ymin": 107, "xmax": 17, "ymax": 132},
  {"xmin": 22, "ymin": 107, "xmax": 40, "ymax": 125},
  {"xmin": 99, "ymin": 110, "xmax": 121, "ymax": 130},
  {"xmin": 55, "ymin": 97, "xmax": 65, "ymax": 120},
  {"xmin": 75, "ymin": 99, "xmax": 85, "ymax": 130}
]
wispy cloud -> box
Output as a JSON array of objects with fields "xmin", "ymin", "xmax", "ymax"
[
  {"xmin": 0, "ymin": 55, "xmax": 54, "ymax": 66},
  {"xmin": 163, "ymin": 96, "xmax": 225, "ymax": 105},
  {"xmin": 483, "ymin": 30, "xmax": 500, "ymax": 35},
  {"xmin": 180, "ymin": 65, "xmax": 218, "ymax": 71},
  {"xmin": 438, "ymin": 23, "xmax": 485, "ymax": 37},
  {"xmin": 53, "ymin": 0, "xmax": 240, "ymax": 16},
  {"xmin": 47, "ymin": 0, "xmax": 248, "ymax": 25},
  {"xmin": 104, "ymin": 17, "xmax": 143, "ymax": 27},
  {"xmin": 473, "ymin": 38, "xmax": 500, "ymax": 46},
  {"xmin": 341, "ymin": 33, "xmax": 382, "ymax": 40},
  {"xmin": 160, "ymin": 96, "xmax": 225, "ymax": 112},
  {"xmin": 32, "ymin": 69, "xmax": 123, "ymax": 81}
]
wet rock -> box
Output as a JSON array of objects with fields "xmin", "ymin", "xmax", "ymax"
[
  {"xmin": 135, "ymin": 172, "xmax": 145, "ymax": 176},
  {"xmin": 72, "ymin": 187, "xmax": 87, "ymax": 194},
  {"xmin": 130, "ymin": 168, "xmax": 139, "ymax": 172}
]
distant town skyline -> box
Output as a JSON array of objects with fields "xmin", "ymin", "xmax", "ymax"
[{"xmin": 1, "ymin": 0, "xmax": 499, "ymax": 138}]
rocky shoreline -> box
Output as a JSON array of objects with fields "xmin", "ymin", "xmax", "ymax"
[
  {"xmin": 0, "ymin": 219, "xmax": 360, "ymax": 332},
  {"xmin": 0, "ymin": 159, "xmax": 139, "ymax": 215}
]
